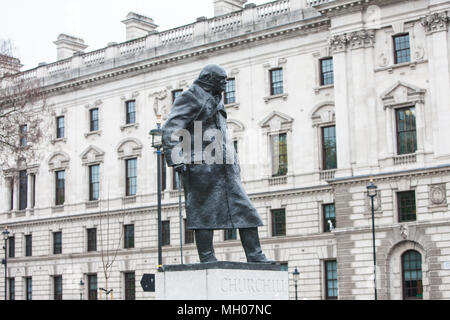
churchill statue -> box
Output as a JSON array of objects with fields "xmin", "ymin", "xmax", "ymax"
[{"xmin": 162, "ymin": 64, "xmax": 272, "ymax": 263}]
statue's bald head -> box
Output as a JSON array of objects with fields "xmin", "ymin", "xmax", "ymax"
[{"xmin": 196, "ymin": 64, "xmax": 228, "ymax": 94}]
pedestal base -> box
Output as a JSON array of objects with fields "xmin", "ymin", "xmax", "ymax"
[{"xmin": 156, "ymin": 261, "xmax": 289, "ymax": 300}]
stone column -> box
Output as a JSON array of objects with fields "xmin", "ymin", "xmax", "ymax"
[
  {"xmin": 421, "ymin": 11, "xmax": 450, "ymax": 157},
  {"xmin": 347, "ymin": 30, "xmax": 377, "ymax": 172},
  {"xmin": 329, "ymin": 34, "xmax": 353, "ymax": 178}
]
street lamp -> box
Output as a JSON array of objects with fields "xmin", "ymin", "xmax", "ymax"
[
  {"xmin": 150, "ymin": 114, "xmax": 163, "ymax": 272},
  {"xmin": 79, "ymin": 279, "xmax": 85, "ymax": 300},
  {"xmin": 293, "ymin": 267, "xmax": 300, "ymax": 301},
  {"xmin": 367, "ymin": 177, "xmax": 378, "ymax": 300},
  {"xmin": 2, "ymin": 226, "xmax": 10, "ymax": 300}
]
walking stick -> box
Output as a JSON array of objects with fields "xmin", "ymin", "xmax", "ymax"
[{"xmin": 177, "ymin": 171, "xmax": 184, "ymax": 264}]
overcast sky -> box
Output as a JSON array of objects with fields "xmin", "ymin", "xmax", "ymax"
[{"xmin": 1, "ymin": 0, "xmax": 268, "ymax": 70}]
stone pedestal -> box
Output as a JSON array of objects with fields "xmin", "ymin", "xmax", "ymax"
[{"xmin": 155, "ymin": 261, "xmax": 289, "ymax": 300}]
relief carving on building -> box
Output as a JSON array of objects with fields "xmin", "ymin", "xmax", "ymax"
[
  {"xmin": 429, "ymin": 183, "xmax": 447, "ymax": 206},
  {"xmin": 347, "ymin": 29, "xmax": 376, "ymax": 50},
  {"xmin": 329, "ymin": 29, "xmax": 376, "ymax": 53},
  {"xmin": 421, "ymin": 11, "xmax": 450, "ymax": 34},
  {"xmin": 150, "ymin": 89, "xmax": 171, "ymax": 120},
  {"xmin": 328, "ymin": 33, "xmax": 349, "ymax": 54}
]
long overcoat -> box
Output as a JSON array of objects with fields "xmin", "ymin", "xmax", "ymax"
[{"xmin": 161, "ymin": 82, "xmax": 263, "ymax": 230}]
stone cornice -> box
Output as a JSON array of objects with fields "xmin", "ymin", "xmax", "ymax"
[
  {"xmin": 327, "ymin": 164, "xmax": 450, "ymax": 186},
  {"xmin": 311, "ymin": 0, "xmax": 408, "ymax": 17},
  {"xmin": 421, "ymin": 10, "xmax": 450, "ymax": 34},
  {"xmin": 38, "ymin": 17, "xmax": 330, "ymax": 98}
]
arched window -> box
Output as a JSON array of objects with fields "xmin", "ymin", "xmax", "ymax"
[{"xmin": 402, "ymin": 250, "xmax": 423, "ymax": 299}]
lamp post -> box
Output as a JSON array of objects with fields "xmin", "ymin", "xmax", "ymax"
[
  {"xmin": 150, "ymin": 115, "xmax": 163, "ymax": 271},
  {"xmin": 2, "ymin": 226, "xmax": 9, "ymax": 300},
  {"xmin": 79, "ymin": 279, "xmax": 85, "ymax": 300},
  {"xmin": 367, "ymin": 177, "xmax": 378, "ymax": 300},
  {"xmin": 293, "ymin": 267, "xmax": 300, "ymax": 301}
]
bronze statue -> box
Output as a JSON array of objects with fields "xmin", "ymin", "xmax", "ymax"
[{"xmin": 162, "ymin": 64, "xmax": 272, "ymax": 263}]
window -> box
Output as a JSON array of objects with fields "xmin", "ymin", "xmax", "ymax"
[
  {"xmin": 19, "ymin": 170, "xmax": 27, "ymax": 210},
  {"xmin": 396, "ymin": 107, "xmax": 417, "ymax": 155},
  {"xmin": 30, "ymin": 174, "xmax": 36, "ymax": 208},
  {"xmin": 402, "ymin": 250, "xmax": 423, "ymax": 300},
  {"xmin": 323, "ymin": 204, "xmax": 336, "ymax": 232},
  {"xmin": 126, "ymin": 158, "xmax": 137, "ymax": 196},
  {"xmin": 126, "ymin": 100, "xmax": 136, "ymax": 124},
  {"xmin": 184, "ymin": 219, "xmax": 194, "ymax": 244},
  {"xmin": 271, "ymin": 209, "xmax": 286, "ymax": 237},
  {"xmin": 270, "ymin": 68, "xmax": 283, "ymax": 95},
  {"xmin": 90, "ymin": 108, "xmax": 99, "ymax": 132},
  {"xmin": 53, "ymin": 231, "xmax": 62, "ymax": 254},
  {"xmin": 224, "ymin": 78, "xmax": 236, "ymax": 104},
  {"xmin": 8, "ymin": 236, "xmax": 15, "ymax": 258},
  {"xmin": 19, "ymin": 124, "xmax": 27, "ymax": 146},
  {"xmin": 25, "ymin": 277, "xmax": 32, "ymax": 300},
  {"xmin": 162, "ymin": 220, "xmax": 170, "ymax": 246},
  {"xmin": 322, "ymin": 126, "xmax": 337, "ymax": 170},
  {"xmin": 55, "ymin": 170, "xmax": 65, "ymax": 205},
  {"xmin": 87, "ymin": 228, "xmax": 97, "ymax": 252},
  {"xmin": 325, "ymin": 260, "xmax": 338, "ymax": 299},
  {"xmin": 172, "ymin": 89, "xmax": 183, "ymax": 102},
  {"xmin": 224, "ymin": 229, "xmax": 237, "ymax": 241},
  {"xmin": 124, "ymin": 224, "xmax": 134, "ymax": 249},
  {"xmin": 89, "ymin": 164, "xmax": 100, "ymax": 201},
  {"xmin": 320, "ymin": 58, "xmax": 334, "ymax": 86},
  {"xmin": 280, "ymin": 262, "xmax": 289, "ymax": 271},
  {"xmin": 9, "ymin": 178, "xmax": 14, "ymax": 211},
  {"xmin": 9, "ymin": 278, "xmax": 15, "ymax": 300},
  {"xmin": 53, "ymin": 276, "xmax": 62, "ymax": 300},
  {"xmin": 56, "ymin": 116, "xmax": 64, "ymax": 139},
  {"xmin": 124, "ymin": 272, "xmax": 135, "ymax": 300},
  {"xmin": 394, "ymin": 34, "xmax": 411, "ymax": 64},
  {"xmin": 271, "ymin": 133, "xmax": 288, "ymax": 176},
  {"xmin": 25, "ymin": 234, "xmax": 32, "ymax": 257},
  {"xmin": 398, "ymin": 191, "xmax": 416, "ymax": 222},
  {"xmin": 88, "ymin": 274, "xmax": 97, "ymax": 300}
]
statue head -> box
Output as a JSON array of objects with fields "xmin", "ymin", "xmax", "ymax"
[{"xmin": 195, "ymin": 64, "xmax": 228, "ymax": 95}]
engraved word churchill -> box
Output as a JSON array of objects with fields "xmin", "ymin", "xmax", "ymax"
[{"xmin": 162, "ymin": 64, "xmax": 273, "ymax": 263}]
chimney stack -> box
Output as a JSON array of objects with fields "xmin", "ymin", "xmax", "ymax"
[
  {"xmin": 214, "ymin": 0, "xmax": 248, "ymax": 16},
  {"xmin": 122, "ymin": 12, "xmax": 158, "ymax": 41},
  {"xmin": 0, "ymin": 54, "xmax": 22, "ymax": 78},
  {"xmin": 54, "ymin": 34, "xmax": 88, "ymax": 60}
]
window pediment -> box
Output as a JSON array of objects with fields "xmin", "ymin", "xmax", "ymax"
[
  {"xmin": 48, "ymin": 151, "xmax": 70, "ymax": 171},
  {"xmin": 310, "ymin": 101, "xmax": 335, "ymax": 126},
  {"xmin": 227, "ymin": 119, "xmax": 245, "ymax": 133},
  {"xmin": 80, "ymin": 145, "xmax": 105, "ymax": 165},
  {"xmin": 116, "ymin": 138, "xmax": 143, "ymax": 159},
  {"xmin": 381, "ymin": 81, "xmax": 426, "ymax": 109},
  {"xmin": 259, "ymin": 111, "xmax": 293, "ymax": 133}
]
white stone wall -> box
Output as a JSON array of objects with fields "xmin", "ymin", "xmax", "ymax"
[{"xmin": 1, "ymin": 0, "xmax": 450, "ymax": 300}]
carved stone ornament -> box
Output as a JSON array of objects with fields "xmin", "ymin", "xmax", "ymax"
[
  {"xmin": 150, "ymin": 90, "xmax": 170, "ymax": 120},
  {"xmin": 329, "ymin": 29, "xmax": 375, "ymax": 53},
  {"xmin": 367, "ymin": 192, "xmax": 381, "ymax": 212},
  {"xmin": 400, "ymin": 225, "xmax": 408, "ymax": 240},
  {"xmin": 378, "ymin": 52, "xmax": 389, "ymax": 67},
  {"xmin": 429, "ymin": 184, "xmax": 447, "ymax": 205},
  {"xmin": 421, "ymin": 11, "xmax": 450, "ymax": 34},
  {"xmin": 328, "ymin": 34, "xmax": 349, "ymax": 54},
  {"xmin": 347, "ymin": 29, "xmax": 376, "ymax": 50}
]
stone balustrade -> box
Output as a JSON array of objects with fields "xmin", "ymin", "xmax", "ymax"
[
  {"xmin": 4, "ymin": 0, "xmax": 323, "ymax": 84},
  {"xmin": 306, "ymin": 0, "xmax": 337, "ymax": 6}
]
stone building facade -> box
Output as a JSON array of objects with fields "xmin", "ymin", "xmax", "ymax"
[{"xmin": 1, "ymin": 0, "xmax": 450, "ymax": 300}]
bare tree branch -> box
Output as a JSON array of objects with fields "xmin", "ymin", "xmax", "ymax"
[{"xmin": 0, "ymin": 39, "xmax": 49, "ymax": 175}]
